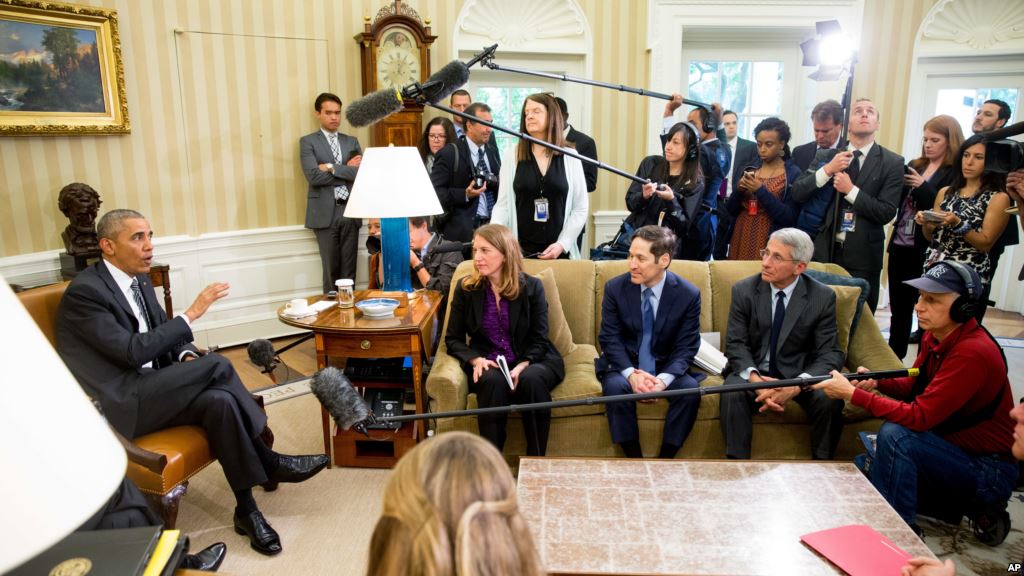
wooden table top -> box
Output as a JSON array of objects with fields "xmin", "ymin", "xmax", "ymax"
[{"xmin": 276, "ymin": 290, "xmax": 442, "ymax": 334}]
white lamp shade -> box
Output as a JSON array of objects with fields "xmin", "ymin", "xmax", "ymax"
[
  {"xmin": 344, "ymin": 146, "xmax": 444, "ymax": 218},
  {"xmin": 0, "ymin": 276, "xmax": 126, "ymax": 573}
]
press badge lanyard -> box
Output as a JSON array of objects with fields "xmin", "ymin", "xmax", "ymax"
[{"xmin": 534, "ymin": 157, "xmax": 550, "ymax": 223}]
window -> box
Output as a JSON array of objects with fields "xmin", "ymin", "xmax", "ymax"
[
  {"xmin": 473, "ymin": 86, "xmax": 546, "ymax": 157},
  {"xmin": 934, "ymin": 87, "xmax": 1018, "ymax": 138},
  {"xmin": 688, "ymin": 60, "xmax": 784, "ymax": 140}
]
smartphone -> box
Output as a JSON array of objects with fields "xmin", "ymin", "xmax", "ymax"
[{"xmin": 920, "ymin": 210, "xmax": 946, "ymax": 223}]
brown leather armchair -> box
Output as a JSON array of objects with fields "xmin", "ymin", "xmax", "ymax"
[{"xmin": 17, "ymin": 280, "xmax": 274, "ymax": 528}]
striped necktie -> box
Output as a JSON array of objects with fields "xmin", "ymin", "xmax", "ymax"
[{"xmin": 130, "ymin": 277, "xmax": 152, "ymax": 332}]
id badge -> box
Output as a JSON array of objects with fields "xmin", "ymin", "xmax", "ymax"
[
  {"xmin": 534, "ymin": 198, "xmax": 549, "ymax": 222},
  {"xmin": 902, "ymin": 217, "xmax": 915, "ymax": 236},
  {"xmin": 840, "ymin": 208, "xmax": 856, "ymax": 233}
]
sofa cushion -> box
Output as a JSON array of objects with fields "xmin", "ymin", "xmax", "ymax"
[
  {"xmin": 532, "ymin": 267, "xmax": 578, "ymax": 357},
  {"xmin": 523, "ymin": 260, "xmax": 597, "ymax": 346},
  {"xmin": 829, "ymin": 284, "xmax": 860, "ymax": 354}
]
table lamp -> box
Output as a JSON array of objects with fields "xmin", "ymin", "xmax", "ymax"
[
  {"xmin": 346, "ymin": 146, "xmax": 444, "ymax": 298},
  {"xmin": 0, "ymin": 276, "xmax": 127, "ymax": 573}
]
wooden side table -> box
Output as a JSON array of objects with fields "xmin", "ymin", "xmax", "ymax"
[{"xmin": 278, "ymin": 291, "xmax": 442, "ymax": 468}]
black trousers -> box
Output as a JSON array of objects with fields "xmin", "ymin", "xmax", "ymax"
[
  {"xmin": 314, "ymin": 205, "xmax": 361, "ymax": 293},
  {"xmin": 468, "ymin": 363, "xmax": 560, "ymax": 456},
  {"xmin": 720, "ymin": 381, "xmax": 844, "ymax": 460},
  {"xmin": 134, "ymin": 355, "xmax": 269, "ymax": 492},
  {"xmin": 839, "ymin": 262, "xmax": 881, "ymax": 313},
  {"xmin": 713, "ymin": 200, "xmax": 734, "ymax": 260},
  {"xmin": 886, "ymin": 243, "xmax": 926, "ymax": 360}
]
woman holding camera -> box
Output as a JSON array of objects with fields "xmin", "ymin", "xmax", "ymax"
[
  {"xmin": 444, "ymin": 224, "xmax": 564, "ymax": 456},
  {"xmin": 887, "ymin": 115, "xmax": 962, "ymax": 358},
  {"xmin": 726, "ymin": 117, "xmax": 802, "ymax": 260},
  {"xmin": 490, "ymin": 93, "xmax": 588, "ymax": 259},
  {"xmin": 624, "ymin": 122, "xmax": 705, "ymax": 259},
  {"xmin": 918, "ymin": 134, "xmax": 1011, "ymax": 323}
]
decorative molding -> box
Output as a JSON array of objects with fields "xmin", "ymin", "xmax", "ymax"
[
  {"xmin": 457, "ymin": 0, "xmax": 586, "ymax": 50},
  {"xmin": 923, "ymin": 0, "xmax": 1024, "ymax": 50}
]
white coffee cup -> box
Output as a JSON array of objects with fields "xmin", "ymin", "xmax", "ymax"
[{"xmin": 284, "ymin": 298, "xmax": 310, "ymax": 315}]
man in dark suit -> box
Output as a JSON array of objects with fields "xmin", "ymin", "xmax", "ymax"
[
  {"xmin": 596, "ymin": 225, "xmax": 705, "ymax": 459},
  {"xmin": 56, "ymin": 210, "xmax": 328, "ymax": 556},
  {"xmin": 554, "ymin": 97, "xmax": 598, "ymax": 192},
  {"xmin": 716, "ymin": 110, "xmax": 758, "ymax": 259},
  {"xmin": 972, "ymin": 99, "xmax": 1018, "ymax": 302},
  {"xmin": 720, "ymin": 228, "xmax": 846, "ymax": 460},
  {"xmin": 791, "ymin": 98, "xmax": 904, "ymax": 312},
  {"xmin": 790, "ymin": 99, "xmax": 843, "ymax": 172},
  {"xmin": 299, "ymin": 92, "xmax": 362, "ymax": 293},
  {"xmin": 430, "ymin": 102, "xmax": 501, "ymax": 244}
]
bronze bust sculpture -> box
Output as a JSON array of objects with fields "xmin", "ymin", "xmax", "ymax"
[{"xmin": 58, "ymin": 183, "xmax": 102, "ymax": 255}]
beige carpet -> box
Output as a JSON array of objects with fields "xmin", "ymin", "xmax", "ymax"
[{"xmin": 176, "ymin": 393, "xmax": 388, "ymax": 575}]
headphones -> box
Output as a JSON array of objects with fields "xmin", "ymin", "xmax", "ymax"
[
  {"xmin": 668, "ymin": 122, "xmax": 700, "ymax": 162},
  {"xmin": 927, "ymin": 260, "xmax": 980, "ymax": 323}
]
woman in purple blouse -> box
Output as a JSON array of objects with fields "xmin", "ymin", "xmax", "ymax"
[{"xmin": 444, "ymin": 224, "xmax": 565, "ymax": 456}]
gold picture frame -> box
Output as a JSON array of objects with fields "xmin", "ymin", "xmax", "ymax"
[{"xmin": 0, "ymin": 0, "xmax": 128, "ymax": 135}]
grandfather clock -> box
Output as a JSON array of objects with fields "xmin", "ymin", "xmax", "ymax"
[{"xmin": 356, "ymin": 0, "xmax": 437, "ymax": 147}]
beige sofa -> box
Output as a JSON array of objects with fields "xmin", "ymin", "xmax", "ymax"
[{"xmin": 425, "ymin": 259, "xmax": 902, "ymax": 460}]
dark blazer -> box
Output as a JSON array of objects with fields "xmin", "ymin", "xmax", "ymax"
[
  {"xmin": 792, "ymin": 142, "xmax": 904, "ymax": 268},
  {"xmin": 444, "ymin": 275, "xmax": 564, "ymax": 379},
  {"xmin": 624, "ymin": 155, "xmax": 704, "ymax": 257},
  {"xmin": 430, "ymin": 139, "xmax": 501, "ymax": 243},
  {"xmin": 596, "ymin": 271, "xmax": 705, "ymax": 383},
  {"xmin": 889, "ymin": 164, "xmax": 956, "ymax": 252},
  {"xmin": 791, "ymin": 141, "xmax": 826, "ymax": 173},
  {"xmin": 566, "ymin": 125, "xmax": 598, "ymax": 192},
  {"xmin": 299, "ymin": 130, "xmax": 361, "ymax": 229},
  {"xmin": 730, "ymin": 137, "xmax": 759, "ymax": 186},
  {"xmin": 55, "ymin": 261, "xmax": 264, "ymax": 438},
  {"xmin": 724, "ymin": 273, "xmax": 844, "ymax": 381}
]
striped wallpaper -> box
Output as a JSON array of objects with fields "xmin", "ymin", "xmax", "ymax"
[{"xmin": 0, "ymin": 0, "xmax": 936, "ymax": 257}]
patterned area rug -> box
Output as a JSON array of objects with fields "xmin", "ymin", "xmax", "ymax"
[{"xmin": 920, "ymin": 490, "xmax": 1024, "ymax": 575}]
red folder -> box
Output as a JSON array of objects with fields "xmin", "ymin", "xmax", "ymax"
[{"xmin": 800, "ymin": 524, "xmax": 912, "ymax": 575}]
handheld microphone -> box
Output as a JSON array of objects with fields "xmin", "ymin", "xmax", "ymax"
[
  {"xmin": 310, "ymin": 367, "xmax": 375, "ymax": 436},
  {"xmin": 345, "ymin": 60, "xmax": 471, "ymax": 127},
  {"xmin": 311, "ymin": 367, "xmax": 918, "ymax": 431},
  {"xmin": 247, "ymin": 338, "xmax": 278, "ymax": 373}
]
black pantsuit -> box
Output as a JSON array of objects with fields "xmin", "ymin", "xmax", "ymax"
[
  {"xmin": 887, "ymin": 244, "xmax": 926, "ymax": 360},
  {"xmin": 469, "ymin": 363, "xmax": 560, "ymax": 455}
]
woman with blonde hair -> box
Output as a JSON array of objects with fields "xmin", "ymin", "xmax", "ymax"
[
  {"xmin": 366, "ymin": 431, "xmax": 544, "ymax": 576},
  {"xmin": 490, "ymin": 93, "xmax": 588, "ymax": 259},
  {"xmin": 444, "ymin": 224, "xmax": 564, "ymax": 456},
  {"xmin": 887, "ymin": 115, "xmax": 963, "ymax": 358}
]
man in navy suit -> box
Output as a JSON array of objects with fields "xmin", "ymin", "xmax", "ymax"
[{"xmin": 596, "ymin": 225, "xmax": 705, "ymax": 458}]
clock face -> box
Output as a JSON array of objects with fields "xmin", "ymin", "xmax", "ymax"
[{"xmin": 376, "ymin": 27, "xmax": 421, "ymax": 90}]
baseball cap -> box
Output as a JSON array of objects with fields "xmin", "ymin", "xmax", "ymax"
[{"xmin": 904, "ymin": 261, "xmax": 982, "ymax": 298}]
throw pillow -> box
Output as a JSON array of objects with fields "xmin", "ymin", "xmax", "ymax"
[{"xmin": 533, "ymin": 267, "xmax": 578, "ymax": 357}]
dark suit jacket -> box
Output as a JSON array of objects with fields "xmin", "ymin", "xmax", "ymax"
[
  {"xmin": 55, "ymin": 261, "xmax": 263, "ymax": 438},
  {"xmin": 416, "ymin": 236, "xmax": 465, "ymax": 298},
  {"xmin": 430, "ymin": 139, "xmax": 501, "ymax": 243},
  {"xmin": 730, "ymin": 137, "xmax": 758, "ymax": 188},
  {"xmin": 566, "ymin": 125, "xmax": 598, "ymax": 192},
  {"xmin": 596, "ymin": 271, "xmax": 705, "ymax": 383},
  {"xmin": 299, "ymin": 130, "xmax": 361, "ymax": 229},
  {"xmin": 792, "ymin": 142, "xmax": 904, "ymax": 268},
  {"xmin": 791, "ymin": 141, "xmax": 823, "ymax": 173},
  {"xmin": 724, "ymin": 273, "xmax": 844, "ymax": 381},
  {"xmin": 444, "ymin": 275, "xmax": 564, "ymax": 379}
]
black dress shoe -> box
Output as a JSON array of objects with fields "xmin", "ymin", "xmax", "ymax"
[
  {"xmin": 270, "ymin": 454, "xmax": 329, "ymax": 484},
  {"xmin": 233, "ymin": 510, "xmax": 282, "ymax": 556},
  {"xmin": 180, "ymin": 542, "xmax": 227, "ymax": 571}
]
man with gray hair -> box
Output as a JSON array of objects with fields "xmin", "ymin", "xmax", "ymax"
[{"xmin": 720, "ymin": 228, "xmax": 846, "ymax": 459}]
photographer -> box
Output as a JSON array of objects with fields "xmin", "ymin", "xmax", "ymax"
[
  {"xmin": 430, "ymin": 102, "xmax": 501, "ymax": 245},
  {"xmin": 917, "ymin": 135, "xmax": 1010, "ymax": 323}
]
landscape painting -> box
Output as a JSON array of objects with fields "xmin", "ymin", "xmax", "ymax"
[{"xmin": 0, "ymin": 1, "xmax": 128, "ymax": 135}]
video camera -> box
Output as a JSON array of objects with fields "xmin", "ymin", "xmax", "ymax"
[{"xmin": 983, "ymin": 121, "xmax": 1024, "ymax": 173}]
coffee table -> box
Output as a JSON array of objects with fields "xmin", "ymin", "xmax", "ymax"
[{"xmin": 516, "ymin": 458, "xmax": 934, "ymax": 575}]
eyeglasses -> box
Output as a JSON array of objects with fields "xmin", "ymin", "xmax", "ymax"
[
  {"xmin": 759, "ymin": 249, "xmax": 800, "ymax": 263},
  {"xmin": 428, "ymin": 134, "xmax": 446, "ymax": 141}
]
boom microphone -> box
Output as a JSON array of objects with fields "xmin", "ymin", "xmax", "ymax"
[
  {"xmin": 247, "ymin": 338, "xmax": 278, "ymax": 373},
  {"xmin": 345, "ymin": 60, "xmax": 471, "ymax": 128},
  {"xmin": 312, "ymin": 367, "xmax": 919, "ymax": 432},
  {"xmin": 310, "ymin": 367, "xmax": 375, "ymax": 436}
]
